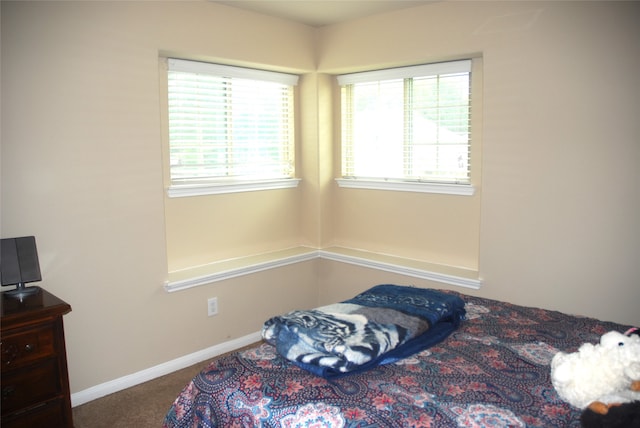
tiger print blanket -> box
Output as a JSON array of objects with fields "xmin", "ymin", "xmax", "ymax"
[{"xmin": 261, "ymin": 284, "xmax": 466, "ymax": 378}]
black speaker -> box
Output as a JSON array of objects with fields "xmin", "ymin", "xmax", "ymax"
[{"xmin": 1, "ymin": 236, "xmax": 42, "ymax": 286}]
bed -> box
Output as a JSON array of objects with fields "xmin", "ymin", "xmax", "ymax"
[{"xmin": 163, "ymin": 286, "xmax": 633, "ymax": 427}]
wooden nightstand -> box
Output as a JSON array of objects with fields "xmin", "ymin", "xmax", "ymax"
[{"xmin": 1, "ymin": 288, "xmax": 73, "ymax": 428}]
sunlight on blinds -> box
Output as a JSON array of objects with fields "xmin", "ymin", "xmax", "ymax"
[
  {"xmin": 340, "ymin": 60, "xmax": 471, "ymax": 184},
  {"xmin": 167, "ymin": 59, "xmax": 298, "ymax": 184}
]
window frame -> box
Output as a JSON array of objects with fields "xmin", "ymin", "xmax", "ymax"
[
  {"xmin": 164, "ymin": 58, "xmax": 300, "ymax": 198},
  {"xmin": 336, "ymin": 59, "xmax": 477, "ymax": 196}
]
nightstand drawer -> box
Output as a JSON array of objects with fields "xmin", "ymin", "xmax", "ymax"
[
  {"xmin": 1, "ymin": 398, "xmax": 67, "ymax": 428},
  {"xmin": 1, "ymin": 289, "xmax": 73, "ymax": 427},
  {"xmin": 1, "ymin": 325, "xmax": 55, "ymax": 368},
  {"xmin": 1, "ymin": 359, "xmax": 61, "ymax": 415}
]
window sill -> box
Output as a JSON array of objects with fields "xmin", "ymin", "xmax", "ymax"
[
  {"xmin": 167, "ymin": 178, "xmax": 301, "ymax": 198},
  {"xmin": 164, "ymin": 246, "xmax": 481, "ymax": 292},
  {"xmin": 165, "ymin": 247, "xmax": 318, "ymax": 292},
  {"xmin": 318, "ymin": 246, "xmax": 481, "ymax": 290},
  {"xmin": 335, "ymin": 178, "xmax": 475, "ymax": 196}
]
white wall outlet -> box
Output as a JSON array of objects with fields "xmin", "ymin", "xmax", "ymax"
[{"xmin": 207, "ymin": 297, "xmax": 218, "ymax": 316}]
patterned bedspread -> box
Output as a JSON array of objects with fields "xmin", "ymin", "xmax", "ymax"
[{"xmin": 163, "ymin": 290, "xmax": 633, "ymax": 428}]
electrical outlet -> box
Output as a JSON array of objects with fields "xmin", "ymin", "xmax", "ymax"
[{"xmin": 207, "ymin": 297, "xmax": 218, "ymax": 316}]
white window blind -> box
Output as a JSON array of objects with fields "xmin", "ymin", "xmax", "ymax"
[
  {"xmin": 338, "ymin": 59, "xmax": 472, "ymax": 185},
  {"xmin": 167, "ymin": 58, "xmax": 298, "ymax": 186}
]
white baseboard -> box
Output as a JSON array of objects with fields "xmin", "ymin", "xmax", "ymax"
[
  {"xmin": 71, "ymin": 331, "xmax": 262, "ymax": 407},
  {"xmin": 73, "ymin": 249, "xmax": 481, "ymax": 407}
]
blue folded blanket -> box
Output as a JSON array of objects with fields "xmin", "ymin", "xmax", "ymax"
[{"xmin": 262, "ymin": 284, "xmax": 466, "ymax": 378}]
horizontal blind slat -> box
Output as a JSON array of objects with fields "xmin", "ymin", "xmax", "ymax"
[
  {"xmin": 167, "ymin": 60, "xmax": 295, "ymax": 183},
  {"xmin": 340, "ymin": 60, "xmax": 471, "ymax": 184}
]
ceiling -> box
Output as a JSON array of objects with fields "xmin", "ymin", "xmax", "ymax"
[{"xmin": 213, "ymin": 0, "xmax": 437, "ymax": 27}]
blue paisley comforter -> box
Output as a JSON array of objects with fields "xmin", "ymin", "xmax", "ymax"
[
  {"xmin": 261, "ymin": 284, "xmax": 466, "ymax": 377},
  {"xmin": 164, "ymin": 288, "xmax": 635, "ymax": 428}
]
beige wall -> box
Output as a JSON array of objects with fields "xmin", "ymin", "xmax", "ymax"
[
  {"xmin": 2, "ymin": 0, "xmax": 639, "ymax": 398},
  {"xmin": 318, "ymin": 1, "xmax": 640, "ymax": 323},
  {"xmin": 1, "ymin": 0, "xmax": 318, "ymax": 394}
]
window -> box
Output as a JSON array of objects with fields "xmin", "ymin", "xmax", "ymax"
[
  {"xmin": 338, "ymin": 60, "xmax": 473, "ymax": 194},
  {"xmin": 166, "ymin": 58, "xmax": 299, "ymax": 196}
]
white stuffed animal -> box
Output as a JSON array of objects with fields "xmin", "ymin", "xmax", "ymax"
[{"xmin": 550, "ymin": 330, "xmax": 640, "ymax": 411}]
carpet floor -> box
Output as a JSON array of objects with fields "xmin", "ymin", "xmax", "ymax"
[
  {"xmin": 72, "ymin": 361, "xmax": 204, "ymax": 428},
  {"xmin": 73, "ymin": 342, "xmax": 261, "ymax": 427}
]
